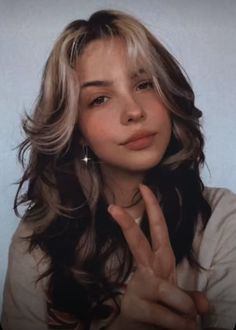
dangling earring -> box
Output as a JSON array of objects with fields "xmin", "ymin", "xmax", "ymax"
[{"xmin": 81, "ymin": 144, "xmax": 91, "ymax": 164}]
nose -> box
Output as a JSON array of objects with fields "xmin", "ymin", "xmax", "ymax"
[{"xmin": 120, "ymin": 95, "xmax": 145, "ymax": 125}]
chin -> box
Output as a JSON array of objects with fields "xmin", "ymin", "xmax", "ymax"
[{"xmin": 124, "ymin": 156, "xmax": 163, "ymax": 172}]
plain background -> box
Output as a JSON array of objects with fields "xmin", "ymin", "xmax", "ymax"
[{"xmin": 0, "ymin": 0, "xmax": 236, "ymax": 313}]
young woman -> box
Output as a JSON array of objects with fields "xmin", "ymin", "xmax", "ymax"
[{"xmin": 2, "ymin": 9, "xmax": 236, "ymax": 330}]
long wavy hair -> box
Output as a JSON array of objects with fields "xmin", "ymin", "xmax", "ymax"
[{"xmin": 15, "ymin": 9, "xmax": 211, "ymax": 327}]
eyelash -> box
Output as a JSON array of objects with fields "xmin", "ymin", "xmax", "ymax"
[
  {"xmin": 89, "ymin": 80, "xmax": 154, "ymax": 107},
  {"xmin": 89, "ymin": 96, "xmax": 109, "ymax": 107},
  {"xmin": 136, "ymin": 80, "xmax": 154, "ymax": 91}
]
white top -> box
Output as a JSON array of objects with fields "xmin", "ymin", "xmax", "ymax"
[{"xmin": 1, "ymin": 187, "xmax": 236, "ymax": 329}]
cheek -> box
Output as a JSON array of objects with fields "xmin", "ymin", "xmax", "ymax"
[
  {"xmin": 79, "ymin": 115, "xmax": 110, "ymax": 147},
  {"xmin": 163, "ymin": 117, "xmax": 172, "ymax": 144},
  {"xmin": 150, "ymin": 105, "xmax": 172, "ymax": 130},
  {"xmin": 152, "ymin": 107, "xmax": 172, "ymax": 147},
  {"xmin": 165, "ymin": 115, "xmax": 172, "ymax": 135}
]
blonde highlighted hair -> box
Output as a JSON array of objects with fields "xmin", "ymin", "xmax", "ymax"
[
  {"xmin": 17, "ymin": 9, "xmax": 203, "ymax": 223},
  {"xmin": 15, "ymin": 10, "xmax": 210, "ymax": 324}
]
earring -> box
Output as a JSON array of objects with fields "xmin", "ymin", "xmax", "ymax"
[{"xmin": 81, "ymin": 144, "xmax": 91, "ymax": 164}]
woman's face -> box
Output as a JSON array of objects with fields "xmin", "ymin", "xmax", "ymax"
[{"xmin": 77, "ymin": 37, "xmax": 172, "ymax": 175}]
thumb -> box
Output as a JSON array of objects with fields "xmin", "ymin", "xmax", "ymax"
[{"xmin": 187, "ymin": 290, "xmax": 209, "ymax": 315}]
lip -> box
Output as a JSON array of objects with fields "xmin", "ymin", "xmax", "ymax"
[{"xmin": 122, "ymin": 131, "xmax": 156, "ymax": 151}]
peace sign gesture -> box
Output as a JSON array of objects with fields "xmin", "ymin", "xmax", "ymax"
[
  {"xmin": 107, "ymin": 184, "xmax": 208, "ymax": 330},
  {"xmin": 108, "ymin": 184, "xmax": 176, "ymax": 282}
]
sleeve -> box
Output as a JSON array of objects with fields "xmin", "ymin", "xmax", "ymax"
[
  {"xmin": 1, "ymin": 222, "xmax": 48, "ymax": 330},
  {"xmin": 198, "ymin": 189, "xmax": 236, "ymax": 330}
]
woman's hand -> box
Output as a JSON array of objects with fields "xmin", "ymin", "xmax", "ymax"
[
  {"xmin": 108, "ymin": 184, "xmax": 208, "ymax": 330},
  {"xmin": 109, "ymin": 184, "xmax": 176, "ymax": 282}
]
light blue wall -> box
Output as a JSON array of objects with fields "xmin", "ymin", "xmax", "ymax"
[{"xmin": 0, "ymin": 0, "xmax": 236, "ymax": 313}]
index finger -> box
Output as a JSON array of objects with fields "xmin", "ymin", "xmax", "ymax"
[
  {"xmin": 139, "ymin": 184, "xmax": 172, "ymax": 252},
  {"xmin": 108, "ymin": 204, "xmax": 153, "ymax": 268}
]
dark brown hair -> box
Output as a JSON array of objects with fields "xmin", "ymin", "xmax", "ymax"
[{"xmin": 15, "ymin": 9, "xmax": 211, "ymax": 327}]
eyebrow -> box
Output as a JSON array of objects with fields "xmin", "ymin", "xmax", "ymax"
[
  {"xmin": 80, "ymin": 69, "xmax": 148, "ymax": 90},
  {"xmin": 131, "ymin": 68, "xmax": 146, "ymax": 79},
  {"xmin": 80, "ymin": 80, "xmax": 113, "ymax": 90}
]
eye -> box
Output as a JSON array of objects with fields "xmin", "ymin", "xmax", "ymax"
[
  {"xmin": 137, "ymin": 80, "xmax": 154, "ymax": 91},
  {"xmin": 89, "ymin": 96, "xmax": 109, "ymax": 107}
]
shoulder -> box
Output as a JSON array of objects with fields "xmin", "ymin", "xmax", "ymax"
[
  {"xmin": 1, "ymin": 220, "xmax": 49, "ymax": 329},
  {"xmin": 203, "ymin": 186, "xmax": 236, "ymax": 212},
  {"xmin": 197, "ymin": 187, "xmax": 236, "ymax": 329},
  {"xmin": 197, "ymin": 185, "xmax": 236, "ymax": 281},
  {"xmin": 201, "ymin": 186, "xmax": 236, "ymax": 239},
  {"xmin": 9, "ymin": 220, "xmax": 47, "ymax": 272},
  {"xmin": 199, "ymin": 186, "xmax": 236, "ymax": 260},
  {"xmin": 6, "ymin": 219, "xmax": 49, "ymax": 288},
  {"xmin": 10, "ymin": 219, "xmax": 34, "ymax": 253}
]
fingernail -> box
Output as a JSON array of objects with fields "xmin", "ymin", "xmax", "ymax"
[
  {"xmin": 108, "ymin": 204, "xmax": 115, "ymax": 213},
  {"xmin": 139, "ymin": 183, "xmax": 146, "ymax": 190}
]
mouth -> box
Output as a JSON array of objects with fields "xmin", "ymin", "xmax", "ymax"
[{"xmin": 122, "ymin": 131, "xmax": 156, "ymax": 151}]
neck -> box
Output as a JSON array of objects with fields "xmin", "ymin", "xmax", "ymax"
[{"xmin": 101, "ymin": 165, "xmax": 145, "ymax": 219}]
